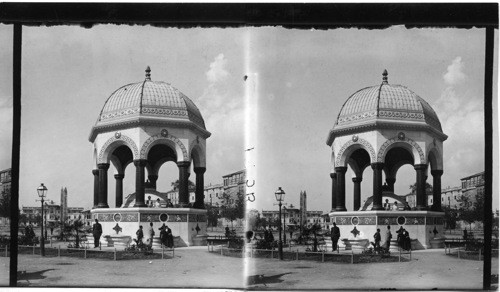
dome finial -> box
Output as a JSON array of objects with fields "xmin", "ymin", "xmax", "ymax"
[
  {"xmin": 145, "ymin": 66, "xmax": 151, "ymax": 81},
  {"xmin": 382, "ymin": 69, "xmax": 388, "ymax": 84}
]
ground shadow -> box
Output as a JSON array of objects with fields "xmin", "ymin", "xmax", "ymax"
[
  {"xmin": 18, "ymin": 269, "xmax": 55, "ymax": 282},
  {"xmin": 246, "ymin": 272, "xmax": 292, "ymax": 287}
]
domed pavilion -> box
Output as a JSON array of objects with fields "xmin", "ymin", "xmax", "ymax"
[
  {"xmin": 326, "ymin": 70, "xmax": 447, "ymax": 249},
  {"xmin": 89, "ymin": 67, "xmax": 210, "ymax": 247}
]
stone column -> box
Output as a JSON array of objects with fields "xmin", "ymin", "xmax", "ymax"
[
  {"xmin": 371, "ymin": 162, "xmax": 384, "ymax": 210},
  {"xmin": 92, "ymin": 169, "xmax": 99, "ymax": 208},
  {"xmin": 386, "ymin": 177, "xmax": 396, "ymax": 193},
  {"xmin": 353, "ymin": 177, "xmax": 362, "ymax": 211},
  {"xmin": 330, "ymin": 173, "xmax": 337, "ymax": 212},
  {"xmin": 97, "ymin": 163, "xmax": 110, "ymax": 208},
  {"xmin": 193, "ymin": 167, "xmax": 206, "ymax": 209},
  {"xmin": 178, "ymin": 161, "xmax": 191, "ymax": 207},
  {"xmin": 133, "ymin": 160, "xmax": 148, "ymax": 207},
  {"xmin": 431, "ymin": 169, "xmax": 443, "ymax": 212},
  {"xmin": 415, "ymin": 164, "xmax": 428, "ymax": 210},
  {"xmin": 335, "ymin": 167, "xmax": 348, "ymax": 211},
  {"xmin": 114, "ymin": 174, "xmax": 124, "ymax": 208},
  {"xmin": 148, "ymin": 174, "xmax": 158, "ymax": 189}
]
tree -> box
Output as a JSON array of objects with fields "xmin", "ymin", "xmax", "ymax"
[
  {"xmin": 442, "ymin": 206, "xmax": 458, "ymax": 230},
  {"xmin": 409, "ymin": 182, "xmax": 433, "ymax": 196},
  {"xmin": 171, "ymin": 179, "xmax": 196, "ymax": 191},
  {"xmin": 247, "ymin": 209, "xmax": 260, "ymax": 230},
  {"xmin": 220, "ymin": 192, "xmax": 245, "ymax": 228},
  {"xmin": 205, "ymin": 204, "xmax": 220, "ymax": 228},
  {"xmin": 472, "ymin": 192, "xmax": 485, "ymax": 225},
  {"xmin": 457, "ymin": 194, "xmax": 476, "ymax": 230}
]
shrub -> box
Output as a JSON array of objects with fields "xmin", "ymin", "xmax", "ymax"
[{"xmin": 125, "ymin": 239, "xmax": 154, "ymax": 254}]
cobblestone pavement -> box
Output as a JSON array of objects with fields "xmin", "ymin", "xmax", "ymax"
[{"xmin": 0, "ymin": 247, "xmax": 498, "ymax": 290}]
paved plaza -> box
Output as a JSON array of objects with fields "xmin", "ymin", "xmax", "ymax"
[{"xmin": 0, "ymin": 246, "xmax": 497, "ymax": 289}]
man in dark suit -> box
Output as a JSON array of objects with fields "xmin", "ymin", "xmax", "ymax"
[
  {"xmin": 92, "ymin": 219, "xmax": 102, "ymax": 248},
  {"xmin": 331, "ymin": 222, "xmax": 341, "ymax": 251}
]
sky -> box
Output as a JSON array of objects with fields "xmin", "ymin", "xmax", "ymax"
[{"xmin": 0, "ymin": 25, "xmax": 497, "ymax": 213}]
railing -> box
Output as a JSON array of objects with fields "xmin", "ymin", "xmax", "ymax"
[
  {"xmin": 445, "ymin": 245, "xmax": 499, "ymax": 261},
  {"xmin": 207, "ymin": 242, "xmax": 407, "ymax": 264},
  {"xmin": 12, "ymin": 244, "xmax": 173, "ymax": 260}
]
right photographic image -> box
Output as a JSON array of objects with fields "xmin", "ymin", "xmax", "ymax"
[{"xmin": 243, "ymin": 26, "xmax": 497, "ymax": 290}]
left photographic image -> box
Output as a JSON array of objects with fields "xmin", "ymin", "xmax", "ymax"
[{"xmin": 7, "ymin": 24, "xmax": 248, "ymax": 288}]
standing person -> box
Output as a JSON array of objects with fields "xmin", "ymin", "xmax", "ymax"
[
  {"xmin": 159, "ymin": 224, "xmax": 168, "ymax": 247},
  {"xmin": 374, "ymin": 228, "xmax": 382, "ymax": 252},
  {"xmin": 331, "ymin": 222, "xmax": 341, "ymax": 251},
  {"xmin": 145, "ymin": 222, "xmax": 155, "ymax": 247},
  {"xmin": 92, "ymin": 219, "xmax": 102, "ymax": 248},
  {"xmin": 396, "ymin": 227, "xmax": 404, "ymax": 249},
  {"xmin": 403, "ymin": 229, "xmax": 411, "ymax": 251},
  {"xmin": 263, "ymin": 227, "xmax": 269, "ymax": 242},
  {"xmin": 383, "ymin": 225, "xmax": 392, "ymax": 252},
  {"xmin": 136, "ymin": 225, "xmax": 144, "ymax": 245},
  {"xmin": 225, "ymin": 226, "xmax": 230, "ymax": 238},
  {"xmin": 166, "ymin": 225, "xmax": 173, "ymax": 248}
]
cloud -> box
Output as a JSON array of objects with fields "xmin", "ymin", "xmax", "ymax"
[
  {"xmin": 196, "ymin": 54, "xmax": 245, "ymax": 179},
  {"xmin": 443, "ymin": 56, "xmax": 466, "ymax": 86},
  {"xmin": 206, "ymin": 53, "xmax": 228, "ymax": 84},
  {"xmin": 434, "ymin": 58, "xmax": 483, "ymax": 186}
]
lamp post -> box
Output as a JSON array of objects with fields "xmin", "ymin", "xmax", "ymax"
[
  {"xmin": 275, "ymin": 187, "xmax": 285, "ymax": 260},
  {"xmin": 37, "ymin": 183, "xmax": 48, "ymax": 256}
]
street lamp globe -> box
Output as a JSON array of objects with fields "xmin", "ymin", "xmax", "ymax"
[
  {"xmin": 275, "ymin": 187, "xmax": 285, "ymax": 202},
  {"xmin": 37, "ymin": 183, "xmax": 48, "ymax": 198}
]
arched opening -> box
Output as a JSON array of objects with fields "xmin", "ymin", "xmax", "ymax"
[{"xmin": 334, "ymin": 146, "xmax": 372, "ymax": 211}]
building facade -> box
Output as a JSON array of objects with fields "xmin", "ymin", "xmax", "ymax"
[
  {"xmin": 204, "ymin": 183, "xmax": 224, "ymax": 207},
  {"xmin": 460, "ymin": 171, "xmax": 485, "ymax": 202},
  {"xmin": 222, "ymin": 170, "xmax": 245, "ymax": 205},
  {"xmin": 0, "ymin": 168, "xmax": 11, "ymax": 196},
  {"xmin": 441, "ymin": 186, "xmax": 462, "ymax": 209},
  {"xmin": 0, "ymin": 168, "xmax": 11, "ymax": 225}
]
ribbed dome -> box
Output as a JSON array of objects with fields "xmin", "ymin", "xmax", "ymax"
[
  {"xmin": 334, "ymin": 71, "xmax": 443, "ymax": 133},
  {"xmin": 90, "ymin": 67, "xmax": 208, "ymax": 140}
]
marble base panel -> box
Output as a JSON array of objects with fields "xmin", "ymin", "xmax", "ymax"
[
  {"xmin": 91, "ymin": 207, "xmax": 208, "ymax": 248},
  {"xmin": 329, "ymin": 210, "xmax": 445, "ymax": 250}
]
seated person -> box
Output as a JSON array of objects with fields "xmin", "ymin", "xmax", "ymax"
[
  {"xmin": 155, "ymin": 198, "xmax": 161, "ymax": 208},
  {"xmin": 392, "ymin": 201, "xmax": 398, "ymax": 211}
]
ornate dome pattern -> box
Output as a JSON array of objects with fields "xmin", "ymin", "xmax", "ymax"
[
  {"xmin": 91, "ymin": 67, "xmax": 207, "ymax": 138},
  {"xmin": 334, "ymin": 71, "xmax": 443, "ymax": 133}
]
